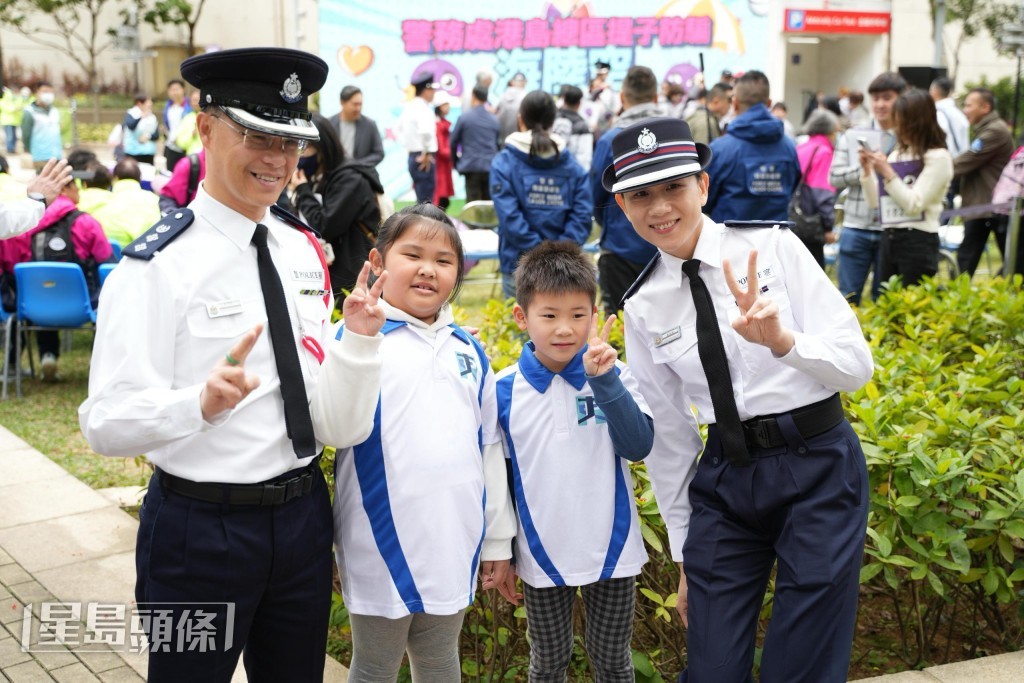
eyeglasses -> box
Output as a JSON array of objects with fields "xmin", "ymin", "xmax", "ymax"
[{"xmin": 210, "ymin": 115, "xmax": 308, "ymax": 156}]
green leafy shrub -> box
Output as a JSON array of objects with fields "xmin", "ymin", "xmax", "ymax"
[
  {"xmin": 326, "ymin": 277, "xmax": 1024, "ymax": 679},
  {"xmin": 850, "ymin": 275, "xmax": 1024, "ymax": 668}
]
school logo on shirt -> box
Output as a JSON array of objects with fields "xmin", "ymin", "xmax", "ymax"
[
  {"xmin": 456, "ymin": 352, "xmax": 479, "ymax": 382},
  {"xmin": 576, "ymin": 396, "xmax": 607, "ymax": 426}
]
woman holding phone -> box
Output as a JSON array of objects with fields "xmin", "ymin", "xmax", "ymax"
[{"xmin": 858, "ymin": 88, "xmax": 952, "ymax": 289}]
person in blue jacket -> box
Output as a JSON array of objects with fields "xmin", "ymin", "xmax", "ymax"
[
  {"xmin": 490, "ymin": 89, "xmax": 592, "ymax": 299},
  {"xmin": 704, "ymin": 70, "xmax": 800, "ymax": 223}
]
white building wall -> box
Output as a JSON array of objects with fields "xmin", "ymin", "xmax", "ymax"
[{"xmin": 0, "ymin": 0, "xmax": 318, "ymax": 94}]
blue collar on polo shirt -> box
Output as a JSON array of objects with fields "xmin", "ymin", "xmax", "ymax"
[{"xmin": 519, "ymin": 341, "xmax": 588, "ymax": 393}]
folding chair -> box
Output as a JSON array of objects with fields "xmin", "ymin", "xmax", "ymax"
[
  {"xmin": 0, "ymin": 306, "xmax": 15, "ymax": 401},
  {"xmin": 98, "ymin": 263, "xmax": 116, "ymax": 288},
  {"xmin": 13, "ymin": 262, "xmax": 97, "ymax": 397}
]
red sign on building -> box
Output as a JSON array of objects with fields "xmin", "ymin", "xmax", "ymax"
[{"xmin": 784, "ymin": 9, "xmax": 891, "ymax": 35}]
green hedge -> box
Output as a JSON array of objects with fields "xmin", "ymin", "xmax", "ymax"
[{"xmin": 325, "ymin": 274, "xmax": 1024, "ymax": 679}]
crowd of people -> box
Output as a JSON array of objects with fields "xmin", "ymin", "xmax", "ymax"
[{"xmin": 0, "ymin": 47, "xmax": 1023, "ymax": 683}]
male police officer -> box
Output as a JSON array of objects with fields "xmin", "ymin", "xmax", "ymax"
[{"xmin": 80, "ymin": 48, "xmax": 383, "ymax": 682}]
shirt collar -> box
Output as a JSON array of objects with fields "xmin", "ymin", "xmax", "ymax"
[
  {"xmin": 518, "ymin": 341, "xmax": 588, "ymax": 393},
  {"xmin": 190, "ymin": 185, "xmax": 278, "ymax": 252},
  {"xmin": 659, "ymin": 215, "xmax": 725, "ymax": 287},
  {"xmin": 379, "ymin": 299, "xmax": 456, "ymax": 334}
]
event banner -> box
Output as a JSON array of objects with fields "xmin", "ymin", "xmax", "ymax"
[{"xmin": 319, "ymin": 0, "xmax": 771, "ymax": 198}]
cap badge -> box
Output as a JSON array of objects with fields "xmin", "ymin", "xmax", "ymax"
[
  {"xmin": 637, "ymin": 128, "xmax": 658, "ymax": 154},
  {"xmin": 280, "ymin": 73, "xmax": 302, "ymax": 103}
]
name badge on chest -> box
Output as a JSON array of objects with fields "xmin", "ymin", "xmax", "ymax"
[
  {"xmin": 653, "ymin": 326, "xmax": 681, "ymax": 347},
  {"xmin": 206, "ymin": 299, "xmax": 243, "ymax": 318}
]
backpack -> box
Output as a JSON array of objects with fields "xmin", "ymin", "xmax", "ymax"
[
  {"xmin": 30, "ymin": 209, "xmax": 100, "ymax": 301},
  {"xmin": 992, "ymin": 145, "xmax": 1024, "ymax": 210}
]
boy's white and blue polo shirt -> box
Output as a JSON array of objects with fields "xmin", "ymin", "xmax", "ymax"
[
  {"xmin": 332, "ymin": 315, "xmax": 496, "ymax": 619},
  {"xmin": 496, "ymin": 343, "xmax": 653, "ymax": 588}
]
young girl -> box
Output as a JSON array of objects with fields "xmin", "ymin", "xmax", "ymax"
[
  {"xmin": 312, "ymin": 203, "xmax": 515, "ymax": 682},
  {"xmin": 490, "ymin": 89, "xmax": 593, "ymax": 299},
  {"xmin": 860, "ymin": 87, "xmax": 953, "ymax": 288}
]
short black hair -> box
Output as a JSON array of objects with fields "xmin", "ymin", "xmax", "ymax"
[
  {"xmin": 167, "ymin": 78, "xmax": 185, "ymax": 89},
  {"xmin": 83, "ymin": 161, "xmax": 111, "ymax": 190},
  {"xmin": 621, "ymin": 65, "xmax": 658, "ymax": 106},
  {"xmin": 734, "ymin": 70, "xmax": 770, "ymax": 108},
  {"xmin": 561, "ymin": 84, "xmax": 583, "ymax": 107},
  {"xmin": 930, "ymin": 76, "xmax": 954, "ymax": 97},
  {"xmin": 515, "ymin": 241, "xmax": 597, "ymax": 311},
  {"xmin": 340, "ymin": 85, "xmax": 361, "ymax": 102},
  {"xmin": 471, "ymin": 85, "xmax": 489, "ymax": 103},
  {"xmin": 967, "ymin": 87, "xmax": 996, "ymax": 112},
  {"xmin": 868, "ymin": 72, "xmax": 907, "ymax": 95},
  {"xmin": 66, "ymin": 148, "xmax": 98, "ymax": 171},
  {"xmin": 708, "ymin": 83, "xmax": 732, "ymax": 100},
  {"xmin": 771, "ymin": 101, "xmax": 787, "ymax": 113},
  {"xmin": 113, "ymin": 157, "xmax": 141, "ymax": 182}
]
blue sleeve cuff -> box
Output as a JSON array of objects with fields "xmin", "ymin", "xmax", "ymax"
[{"xmin": 587, "ymin": 371, "xmax": 654, "ymax": 462}]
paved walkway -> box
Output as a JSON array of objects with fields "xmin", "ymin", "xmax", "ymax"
[
  {"xmin": 1, "ymin": 425, "xmax": 1020, "ymax": 682},
  {"xmin": 0, "ymin": 426, "xmax": 348, "ymax": 682}
]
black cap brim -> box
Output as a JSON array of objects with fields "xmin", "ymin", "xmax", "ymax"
[{"xmin": 602, "ymin": 143, "xmax": 712, "ymax": 193}]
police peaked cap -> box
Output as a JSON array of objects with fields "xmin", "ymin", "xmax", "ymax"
[
  {"xmin": 602, "ymin": 117, "xmax": 712, "ymax": 193},
  {"xmin": 180, "ymin": 47, "xmax": 328, "ymax": 142},
  {"xmin": 411, "ymin": 71, "xmax": 438, "ymax": 89}
]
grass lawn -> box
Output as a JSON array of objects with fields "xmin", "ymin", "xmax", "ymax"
[{"xmin": 0, "ymin": 331, "xmax": 150, "ymax": 488}]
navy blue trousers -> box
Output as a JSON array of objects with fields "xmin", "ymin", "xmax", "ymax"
[
  {"xmin": 680, "ymin": 416, "xmax": 868, "ymax": 683},
  {"xmin": 136, "ymin": 467, "xmax": 334, "ymax": 683},
  {"xmin": 408, "ymin": 152, "xmax": 436, "ymax": 204}
]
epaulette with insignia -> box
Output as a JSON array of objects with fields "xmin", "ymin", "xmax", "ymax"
[
  {"xmin": 619, "ymin": 252, "xmax": 662, "ymax": 307},
  {"xmin": 270, "ymin": 204, "xmax": 321, "ymax": 239},
  {"xmin": 723, "ymin": 220, "xmax": 793, "ymax": 230},
  {"xmin": 123, "ymin": 209, "xmax": 195, "ymax": 260}
]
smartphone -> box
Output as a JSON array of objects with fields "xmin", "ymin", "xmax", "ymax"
[{"xmin": 857, "ymin": 136, "xmax": 874, "ymax": 152}]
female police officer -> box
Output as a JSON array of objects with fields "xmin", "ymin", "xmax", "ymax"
[{"xmin": 608, "ymin": 117, "xmax": 873, "ymax": 683}]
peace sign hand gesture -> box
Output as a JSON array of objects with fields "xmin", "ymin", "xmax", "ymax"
[
  {"xmin": 200, "ymin": 324, "xmax": 263, "ymax": 421},
  {"xmin": 342, "ymin": 262, "xmax": 388, "ymax": 337},
  {"xmin": 722, "ymin": 250, "xmax": 794, "ymax": 357},
  {"xmin": 583, "ymin": 313, "xmax": 618, "ymax": 376}
]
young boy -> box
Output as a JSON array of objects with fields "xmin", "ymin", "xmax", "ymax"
[{"xmin": 494, "ymin": 240, "xmax": 654, "ymax": 680}]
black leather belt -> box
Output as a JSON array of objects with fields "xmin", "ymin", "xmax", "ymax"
[
  {"xmin": 739, "ymin": 394, "xmax": 844, "ymax": 450},
  {"xmin": 158, "ymin": 457, "xmax": 321, "ymax": 506}
]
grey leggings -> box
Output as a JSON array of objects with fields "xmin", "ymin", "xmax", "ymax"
[{"xmin": 348, "ymin": 610, "xmax": 466, "ymax": 682}]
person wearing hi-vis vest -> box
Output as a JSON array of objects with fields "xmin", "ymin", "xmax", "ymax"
[
  {"xmin": 607, "ymin": 116, "xmax": 873, "ymax": 683},
  {"xmin": 21, "ymin": 82, "xmax": 63, "ymax": 172}
]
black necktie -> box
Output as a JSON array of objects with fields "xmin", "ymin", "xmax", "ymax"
[
  {"xmin": 252, "ymin": 224, "xmax": 317, "ymax": 458},
  {"xmin": 681, "ymin": 259, "xmax": 750, "ymax": 466}
]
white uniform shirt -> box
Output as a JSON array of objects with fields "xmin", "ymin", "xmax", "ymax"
[
  {"xmin": 331, "ymin": 301, "xmax": 513, "ymax": 618},
  {"xmin": 398, "ymin": 96, "xmax": 438, "ymax": 154},
  {"xmin": 79, "ymin": 186, "xmax": 381, "ymax": 482},
  {"xmin": 624, "ymin": 217, "xmax": 873, "ymax": 562},
  {"xmin": 496, "ymin": 346, "xmax": 649, "ymax": 588},
  {"xmin": 935, "ymin": 97, "xmax": 970, "ymax": 158},
  {"xmin": 0, "ymin": 199, "xmax": 44, "ymax": 238}
]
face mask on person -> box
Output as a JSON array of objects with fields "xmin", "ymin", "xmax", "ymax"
[
  {"xmin": 19, "ymin": 87, "xmax": 31, "ymax": 98},
  {"xmin": 37, "ymin": 92, "xmax": 55, "ymax": 106},
  {"xmin": 296, "ymin": 154, "xmax": 319, "ymax": 177}
]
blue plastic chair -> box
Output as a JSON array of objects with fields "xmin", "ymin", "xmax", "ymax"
[
  {"xmin": 0, "ymin": 305, "xmax": 15, "ymax": 401},
  {"xmin": 98, "ymin": 263, "xmax": 116, "ymax": 288},
  {"xmin": 13, "ymin": 263, "xmax": 97, "ymax": 396},
  {"xmin": 109, "ymin": 240, "xmax": 122, "ymax": 261}
]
